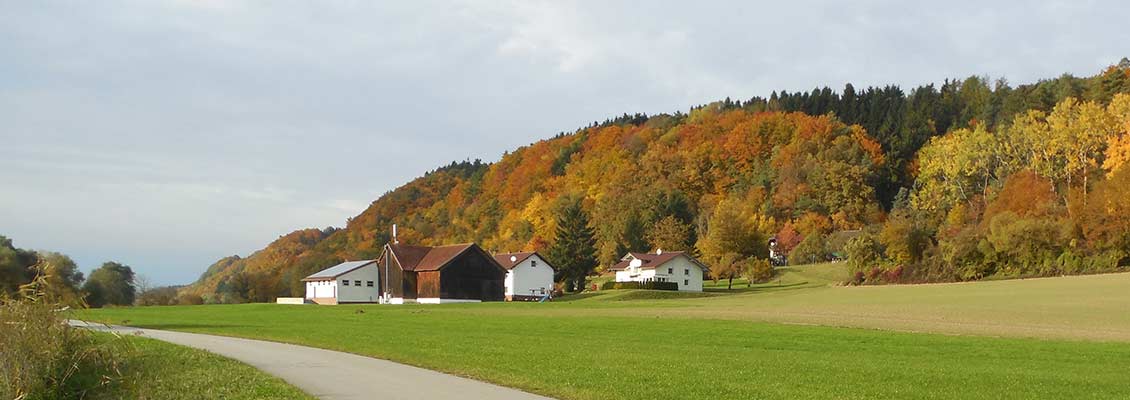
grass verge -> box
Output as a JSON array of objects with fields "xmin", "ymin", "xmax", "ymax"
[{"xmin": 101, "ymin": 333, "xmax": 312, "ymax": 400}]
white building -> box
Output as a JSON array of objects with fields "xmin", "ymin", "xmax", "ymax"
[
  {"xmin": 609, "ymin": 250, "xmax": 709, "ymax": 292},
  {"xmin": 302, "ymin": 260, "xmax": 380, "ymax": 304},
  {"xmin": 494, "ymin": 252, "xmax": 555, "ymax": 301}
]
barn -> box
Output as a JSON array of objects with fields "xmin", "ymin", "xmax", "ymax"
[
  {"xmin": 376, "ymin": 242, "xmax": 506, "ymax": 304},
  {"xmin": 301, "ymin": 260, "xmax": 380, "ymax": 305}
]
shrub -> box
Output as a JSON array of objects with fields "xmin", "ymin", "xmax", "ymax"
[
  {"xmin": 865, "ymin": 267, "xmax": 884, "ymax": 282},
  {"xmin": 175, "ymin": 293, "xmax": 204, "ymax": 306},
  {"xmin": 1, "ymin": 268, "xmax": 124, "ymax": 399},
  {"xmin": 789, "ymin": 234, "xmax": 827, "ymax": 266},
  {"xmin": 985, "ymin": 212, "xmax": 1072, "ymax": 277},
  {"xmin": 938, "ymin": 227, "xmax": 994, "ymax": 281},
  {"xmin": 844, "ymin": 233, "xmax": 883, "ymax": 274},
  {"xmin": 599, "ymin": 281, "xmax": 679, "ymax": 291},
  {"xmin": 879, "ymin": 213, "xmax": 930, "ymax": 265},
  {"xmin": 741, "ymin": 258, "xmax": 774, "ymax": 284},
  {"xmin": 136, "ymin": 287, "xmax": 179, "ymax": 306},
  {"xmin": 883, "ymin": 265, "xmax": 905, "ymax": 283}
]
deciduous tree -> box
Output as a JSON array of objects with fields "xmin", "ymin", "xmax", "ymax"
[
  {"xmin": 82, "ymin": 262, "xmax": 136, "ymax": 308},
  {"xmin": 646, "ymin": 215, "xmax": 694, "ymax": 252}
]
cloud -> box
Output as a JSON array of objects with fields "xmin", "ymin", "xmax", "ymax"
[{"xmin": 1, "ymin": 0, "xmax": 1127, "ymax": 284}]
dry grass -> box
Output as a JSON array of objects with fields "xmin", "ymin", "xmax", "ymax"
[{"xmin": 0, "ymin": 271, "xmax": 124, "ymax": 400}]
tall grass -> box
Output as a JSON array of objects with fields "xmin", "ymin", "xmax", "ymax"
[{"xmin": 0, "ymin": 264, "xmax": 124, "ymax": 400}]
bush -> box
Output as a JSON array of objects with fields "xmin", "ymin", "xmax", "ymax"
[
  {"xmin": 176, "ymin": 293, "xmax": 204, "ymax": 305},
  {"xmin": 1, "ymin": 269, "xmax": 124, "ymax": 399},
  {"xmin": 789, "ymin": 234, "xmax": 827, "ymax": 266},
  {"xmin": 844, "ymin": 233, "xmax": 883, "ymax": 273},
  {"xmin": 985, "ymin": 212, "xmax": 1072, "ymax": 277},
  {"xmin": 938, "ymin": 227, "xmax": 994, "ymax": 281},
  {"xmin": 741, "ymin": 258, "xmax": 774, "ymax": 284},
  {"xmin": 879, "ymin": 213, "xmax": 930, "ymax": 264},
  {"xmin": 136, "ymin": 287, "xmax": 179, "ymax": 306},
  {"xmin": 599, "ymin": 281, "xmax": 679, "ymax": 291}
]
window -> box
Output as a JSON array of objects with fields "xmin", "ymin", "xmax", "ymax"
[
  {"xmin": 354, "ymin": 280, "xmax": 361, "ymax": 286},
  {"xmin": 342, "ymin": 280, "xmax": 349, "ymax": 286},
  {"xmin": 366, "ymin": 281, "xmax": 374, "ymax": 287},
  {"xmin": 684, "ymin": 268, "xmax": 689, "ymax": 275},
  {"xmin": 684, "ymin": 279, "xmax": 689, "ymax": 286},
  {"xmin": 667, "ymin": 267, "xmax": 673, "ymax": 274},
  {"xmin": 531, "ymin": 260, "xmax": 537, "ymax": 267}
]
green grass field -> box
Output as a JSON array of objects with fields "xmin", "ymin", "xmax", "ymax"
[
  {"xmin": 97, "ymin": 333, "xmax": 313, "ymax": 400},
  {"xmin": 78, "ymin": 266, "xmax": 1130, "ymax": 399}
]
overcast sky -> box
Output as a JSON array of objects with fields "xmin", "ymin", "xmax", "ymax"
[{"xmin": 2, "ymin": 1, "xmax": 1127, "ymax": 285}]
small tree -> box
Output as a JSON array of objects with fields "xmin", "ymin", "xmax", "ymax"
[
  {"xmin": 712, "ymin": 252, "xmax": 744, "ymax": 290},
  {"xmin": 646, "ymin": 215, "xmax": 694, "ymax": 252},
  {"xmin": 740, "ymin": 258, "xmax": 774, "ymax": 286},
  {"xmin": 775, "ymin": 222, "xmax": 803, "ymax": 254},
  {"xmin": 789, "ymin": 234, "xmax": 827, "ymax": 266},
  {"xmin": 547, "ymin": 197, "xmax": 598, "ymax": 292}
]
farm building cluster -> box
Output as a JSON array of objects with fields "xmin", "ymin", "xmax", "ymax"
[{"xmin": 297, "ymin": 240, "xmax": 709, "ymax": 305}]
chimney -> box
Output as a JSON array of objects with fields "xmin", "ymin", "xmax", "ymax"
[{"xmin": 392, "ymin": 224, "xmax": 398, "ymax": 244}]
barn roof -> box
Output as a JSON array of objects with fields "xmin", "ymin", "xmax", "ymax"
[
  {"xmin": 302, "ymin": 260, "xmax": 376, "ymax": 281},
  {"xmin": 493, "ymin": 252, "xmax": 555, "ymax": 270},
  {"xmin": 608, "ymin": 251, "xmax": 709, "ymax": 272},
  {"xmin": 387, "ymin": 243, "xmax": 490, "ymax": 271}
]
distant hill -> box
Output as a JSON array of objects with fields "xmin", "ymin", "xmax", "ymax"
[{"xmin": 184, "ymin": 61, "xmax": 1130, "ymax": 303}]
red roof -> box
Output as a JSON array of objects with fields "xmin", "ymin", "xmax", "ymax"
[{"xmin": 608, "ymin": 251, "xmax": 708, "ymax": 271}]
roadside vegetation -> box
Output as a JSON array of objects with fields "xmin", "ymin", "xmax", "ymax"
[{"xmin": 1, "ymin": 265, "xmax": 309, "ymax": 399}]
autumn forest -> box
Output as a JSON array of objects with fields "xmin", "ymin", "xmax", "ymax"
[{"xmin": 182, "ymin": 60, "xmax": 1130, "ymax": 303}]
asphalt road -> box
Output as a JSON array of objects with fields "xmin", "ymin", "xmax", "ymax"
[{"xmin": 69, "ymin": 320, "xmax": 552, "ymax": 400}]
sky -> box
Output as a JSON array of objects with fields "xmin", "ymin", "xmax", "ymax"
[{"xmin": 2, "ymin": 0, "xmax": 1128, "ymax": 285}]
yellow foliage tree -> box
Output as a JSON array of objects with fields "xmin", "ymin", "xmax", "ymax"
[{"xmin": 1103, "ymin": 94, "xmax": 1130, "ymax": 176}]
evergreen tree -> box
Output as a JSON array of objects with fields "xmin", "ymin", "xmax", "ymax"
[{"xmin": 546, "ymin": 198, "xmax": 597, "ymax": 292}]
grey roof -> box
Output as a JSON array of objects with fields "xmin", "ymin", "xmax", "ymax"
[{"xmin": 302, "ymin": 260, "xmax": 376, "ymax": 281}]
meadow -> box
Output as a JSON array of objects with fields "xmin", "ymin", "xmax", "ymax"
[{"xmin": 79, "ymin": 265, "xmax": 1130, "ymax": 400}]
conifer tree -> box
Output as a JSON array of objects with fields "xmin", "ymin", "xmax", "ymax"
[{"xmin": 547, "ymin": 198, "xmax": 597, "ymax": 292}]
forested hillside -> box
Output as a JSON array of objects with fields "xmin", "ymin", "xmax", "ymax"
[{"xmin": 185, "ymin": 60, "xmax": 1130, "ymax": 303}]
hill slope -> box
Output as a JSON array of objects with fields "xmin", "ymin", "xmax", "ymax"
[{"xmin": 186, "ymin": 62, "xmax": 1130, "ymax": 303}]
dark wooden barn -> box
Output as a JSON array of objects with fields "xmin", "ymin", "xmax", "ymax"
[{"xmin": 376, "ymin": 242, "xmax": 506, "ymax": 303}]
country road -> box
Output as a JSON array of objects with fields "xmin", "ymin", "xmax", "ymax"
[{"xmin": 69, "ymin": 320, "xmax": 552, "ymax": 400}]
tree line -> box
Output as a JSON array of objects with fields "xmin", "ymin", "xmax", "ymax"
[
  {"xmin": 0, "ymin": 235, "xmax": 199, "ymax": 307},
  {"xmin": 184, "ymin": 59, "xmax": 1130, "ymax": 300}
]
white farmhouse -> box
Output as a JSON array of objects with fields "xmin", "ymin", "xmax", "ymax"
[
  {"xmin": 302, "ymin": 260, "xmax": 380, "ymax": 305},
  {"xmin": 609, "ymin": 250, "xmax": 709, "ymax": 292},
  {"xmin": 493, "ymin": 252, "xmax": 555, "ymax": 301}
]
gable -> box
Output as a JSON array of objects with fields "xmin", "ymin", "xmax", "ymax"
[
  {"xmin": 494, "ymin": 252, "xmax": 556, "ymax": 271},
  {"xmin": 387, "ymin": 243, "xmax": 506, "ymax": 273}
]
